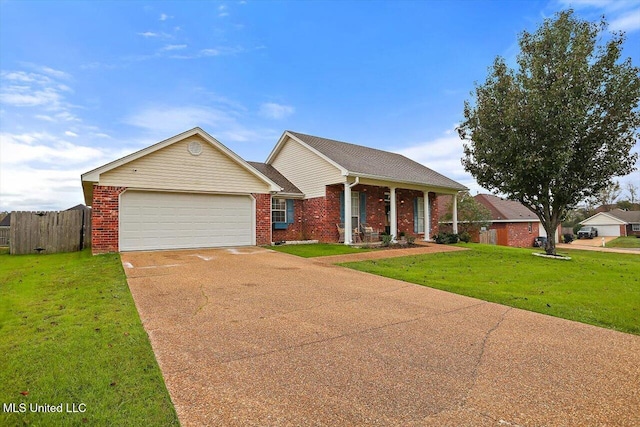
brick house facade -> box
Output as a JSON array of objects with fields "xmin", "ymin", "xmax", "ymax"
[{"xmin": 84, "ymin": 128, "xmax": 465, "ymax": 253}]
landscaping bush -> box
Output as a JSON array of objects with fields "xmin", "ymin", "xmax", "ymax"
[
  {"xmin": 433, "ymin": 232, "xmax": 460, "ymax": 244},
  {"xmin": 381, "ymin": 234, "xmax": 393, "ymax": 247},
  {"xmin": 564, "ymin": 233, "xmax": 574, "ymax": 243},
  {"xmin": 459, "ymin": 231, "xmax": 471, "ymax": 243}
]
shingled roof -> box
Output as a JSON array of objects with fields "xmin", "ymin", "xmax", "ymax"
[
  {"xmin": 606, "ymin": 209, "xmax": 640, "ymax": 224},
  {"xmin": 247, "ymin": 162, "xmax": 303, "ymax": 196},
  {"xmin": 286, "ymin": 131, "xmax": 467, "ymax": 191},
  {"xmin": 475, "ymin": 194, "xmax": 538, "ymax": 221}
]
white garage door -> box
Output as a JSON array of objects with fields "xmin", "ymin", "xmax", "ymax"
[
  {"xmin": 120, "ymin": 191, "xmax": 254, "ymax": 251},
  {"xmin": 592, "ymin": 225, "xmax": 620, "ymax": 237}
]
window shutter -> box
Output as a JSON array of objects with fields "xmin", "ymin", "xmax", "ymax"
[
  {"xmin": 286, "ymin": 199, "xmax": 294, "ymax": 224},
  {"xmin": 339, "ymin": 192, "xmax": 345, "ymax": 223},
  {"xmin": 414, "ymin": 198, "xmax": 418, "ymax": 233},
  {"xmin": 360, "ymin": 192, "xmax": 366, "ymax": 224}
]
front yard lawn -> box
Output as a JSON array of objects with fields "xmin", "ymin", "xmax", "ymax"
[
  {"xmin": 0, "ymin": 249, "xmax": 178, "ymax": 426},
  {"xmin": 606, "ymin": 236, "xmax": 640, "ymax": 248},
  {"xmin": 342, "ymin": 244, "xmax": 640, "ymax": 335},
  {"xmin": 269, "ymin": 243, "xmax": 372, "ymax": 258}
]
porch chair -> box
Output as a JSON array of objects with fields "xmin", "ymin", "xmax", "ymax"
[
  {"xmin": 337, "ymin": 223, "xmax": 345, "ymax": 243},
  {"xmin": 360, "ymin": 223, "xmax": 379, "ymax": 242}
]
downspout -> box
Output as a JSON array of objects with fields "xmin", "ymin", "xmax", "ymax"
[{"xmin": 343, "ymin": 177, "xmax": 360, "ymax": 244}]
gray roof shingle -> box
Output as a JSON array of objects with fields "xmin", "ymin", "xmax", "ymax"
[
  {"xmin": 287, "ymin": 131, "xmax": 467, "ymax": 191},
  {"xmin": 248, "ymin": 162, "xmax": 303, "ymax": 195},
  {"xmin": 607, "ymin": 209, "xmax": 640, "ymax": 224},
  {"xmin": 475, "ymin": 194, "xmax": 539, "ymax": 221}
]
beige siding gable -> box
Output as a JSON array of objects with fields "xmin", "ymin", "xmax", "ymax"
[
  {"xmin": 101, "ymin": 135, "xmax": 270, "ymax": 193},
  {"xmin": 270, "ymin": 136, "xmax": 343, "ymax": 198}
]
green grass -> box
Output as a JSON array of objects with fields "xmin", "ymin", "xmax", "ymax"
[
  {"xmin": 269, "ymin": 243, "xmax": 372, "ymax": 258},
  {"xmin": 342, "ymin": 244, "xmax": 640, "ymax": 335},
  {"xmin": 606, "ymin": 236, "xmax": 640, "ymax": 248},
  {"xmin": 0, "ymin": 249, "xmax": 179, "ymax": 426}
]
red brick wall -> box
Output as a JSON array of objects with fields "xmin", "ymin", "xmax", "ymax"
[
  {"xmin": 353, "ymin": 184, "xmax": 387, "ymax": 232},
  {"xmin": 429, "ymin": 193, "xmax": 439, "ymax": 238},
  {"xmin": 272, "ymin": 199, "xmax": 305, "ymax": 242},
  {"xmin": 312, "ymin": 185, "xmax": 438, "ymax": 243},
  {"xmin": 253, "ymin": 193, "xmax": 272, "ymax": 245},
  {"xmin": 488, "ymin": 222, "xmax": 536, "ymax": 247},
  {"xmin": 92, "ymin": 185, "xmax": 126, "ymax": 254}
]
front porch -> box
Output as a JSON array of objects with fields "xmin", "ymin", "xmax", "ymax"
[{"xmin": 326, "ymin": 181, "xmax": 459, "ymax": 245}]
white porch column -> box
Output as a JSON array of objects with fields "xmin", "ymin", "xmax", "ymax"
[
  {"xmin": 344, "ymin": 183, "xmax": 352, "ymax": 245},
  {"xmin": 389, "ymin": 187, "xmax": 397, "ymax": 240},
  {"xmin": 452, "ymin": 193, "xmax": 458, "ymax": 234},
  {"xmin": 424, "ymin": 191, "xmax": 430, "ymax": 241}
]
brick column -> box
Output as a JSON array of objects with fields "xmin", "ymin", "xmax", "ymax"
[
  {"xmin": 253, "ymin": 193, "xmax": 272, "ymax": 245},
  {"xmin": 92, "ymin": 185, "xmax": 126, "ymax": 254}
]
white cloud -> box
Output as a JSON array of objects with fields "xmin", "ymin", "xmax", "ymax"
[
  {"xmin": 123, "ymin": 105, "xmax": 237, "ymax": 135},
  {"xmin": 161, "ymin": 44, "xmax": 187, "ymax": 51},
  {"xmin": 395, "ymin": 130, "xmax": 485, "ymax": 193},
  {"xmin": 609, "ymin": 8, "xmax": 640, "ymax": 32},
  {"xmin": 65, "ymin": 131, "xmax": 78, "ymax": 137},
  {"xmin": 159, "ymin": 13, "xmax": 172, "ymax": 21},
  {"xmin": 556, "ymin": 0, "xmax": 640, "ymax": 33},
  {"xmin": 137, "ymin": 31, "xmax": 172, "ymax": 38},
  {"xmin": 218, "ymin": 4, "xmax": 229, "ymax": 17},
  {"xmin": 259, "ymin": 102, "xmax": 295, "ymax": 119},
  {"xmin": 0, "ymin": 132, "xmax": 103, "ymax": 165}
]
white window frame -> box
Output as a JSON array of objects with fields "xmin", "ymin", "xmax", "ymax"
[
  {"xmin": 272, "ymin": 198, "xmax": 286, "ymax": 223},
  {"xmin": 351, "ymin": 191, "xmax": 360, "ymax": 229},
  {"xmin": 633, "ymin": 224, "xmax": 640, "ymax": 232},
  {"xmin": 416, "ymin": 197, "xmax": 425, "ymax": 233}
]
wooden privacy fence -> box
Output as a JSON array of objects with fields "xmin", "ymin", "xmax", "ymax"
[
  {"xmin": 9, "ymin": 210, "xmax": 91, "ymax": 255},
  {"xmin": 479, "ymin": 229, "xmax": 497, "ymax": 245}
]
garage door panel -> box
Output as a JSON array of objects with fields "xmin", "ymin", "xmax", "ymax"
[{"xmin": 120, "ymin": 191, "xmax": 254, "ymax": 251}]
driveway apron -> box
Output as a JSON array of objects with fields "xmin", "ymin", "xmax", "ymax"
[{"xmin": 121, "ymin": 247, "xmax": 640, "ymax": 427}]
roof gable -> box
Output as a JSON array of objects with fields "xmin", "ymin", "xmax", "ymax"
[
  {"xmin": 247, "ymin": 162, "xmax": 303, "ymax": 196},
  {"xmin": 581, "ymin": 210, "xmax": 635, "ymax": 225},
  {"xmin": 267, "ymin": 131, "xmax": 466, "ymax": 191},
  {"xmin": 81, "ymin": 128, "xmax": 281, "ymax": 202}
]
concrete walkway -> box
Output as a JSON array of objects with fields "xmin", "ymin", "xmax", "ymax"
[{"xmin": 122, "ymin": 247, "xmax": 640, "ymax": 426}]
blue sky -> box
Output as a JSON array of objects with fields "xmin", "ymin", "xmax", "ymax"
[{"xmin": 1, "ymin": 0, "xmax": 639, "ymax": 211}]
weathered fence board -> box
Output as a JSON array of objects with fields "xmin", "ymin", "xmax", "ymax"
[
  {"xmin": 9, "ymin": 210, "xmax": 89, "ymax": 255},
  {"xmin": 0, "ymin": 227, "xmax": 9, "ymax": 246},
  {"xmin": 479, "ymin": 229, "xmax": 497, "ymax": 245}
]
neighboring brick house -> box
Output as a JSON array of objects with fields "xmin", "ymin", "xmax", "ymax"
[
  {"xmin": 580, "ymin": 209, "xmax": 640, "ymax": 237},
  {"xmin": 82, "ymin": 128, "xmax": 466, "ymax": 254},
  {"xmin": 439, "ymin": 193, "xmax": 559, "ymax": 247}
]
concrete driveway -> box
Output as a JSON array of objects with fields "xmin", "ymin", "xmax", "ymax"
[{"xmin": 122, "ymin": 247, "xmax": 640, "ymax": 426}]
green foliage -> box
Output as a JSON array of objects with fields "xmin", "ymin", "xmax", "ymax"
[
  {"xmin": 433, "ymin": 232, "xmax": 460, "ymax": 244},
  {"xmin": 458, "ymin": 231, "xmax": 472, "ymax": 243},
  {"xmin": 0, "ymin": 250, "xmax": 179, "ymax": 426},
  {"xmin": 406, "ymin": 235, "xmax": 416, "ymax": 245},
  {"xmin": 442, "ymin": 191, "xmax": 492, "ymax": 235},
  {"xmin": 342, "ymin": 244, "xmax": 640, "ymax": 334},
  {"xmin": 458, "ymin": 10, "xmax": 640, "ymax": 255},
  {"xmin": 381, "ymin": 234, "xmax": 394, "ymax": 247}
]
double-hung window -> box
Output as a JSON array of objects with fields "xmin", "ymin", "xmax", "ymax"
[{"xmin": 272, "ymin": 198, "xmax": 286, "ymax": 223}]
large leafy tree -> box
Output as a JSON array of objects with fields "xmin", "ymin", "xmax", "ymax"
[{"xmin": 458, "ymin": 10, "xmax": 640, "ymax": 255}]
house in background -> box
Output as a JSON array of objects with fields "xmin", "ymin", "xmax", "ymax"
[
  {"xmin": 439, "ymin": 193, "xmax": 559, "ymax": 247},
  {"xmin": 580, "ymin": 209, "xmax": 640, "ymax": 237},
  {"xmin": 82, "ymin": 128, "xmax": 466, "ymax": 254}
]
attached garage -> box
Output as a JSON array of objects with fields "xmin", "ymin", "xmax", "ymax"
[
  {"xmin": 82, "ymin": 128, "xmax": 281, "ymax": 254},
  {"xmin": 119, "ymin": 191, "xmax": 254, "ymax": 251}
]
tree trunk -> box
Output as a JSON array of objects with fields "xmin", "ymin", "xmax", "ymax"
[{"xmin": 544, "ymin": 220, "xmax": 559, "ymax": 256}]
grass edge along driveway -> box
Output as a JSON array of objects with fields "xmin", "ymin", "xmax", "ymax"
[
  {"xmin": 0, "ymin": 249, "xmax": 179, "ymax": 426},
  {"xmin": 342, "ymin": 244, "xmax": 639, "ymax": 335}
]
